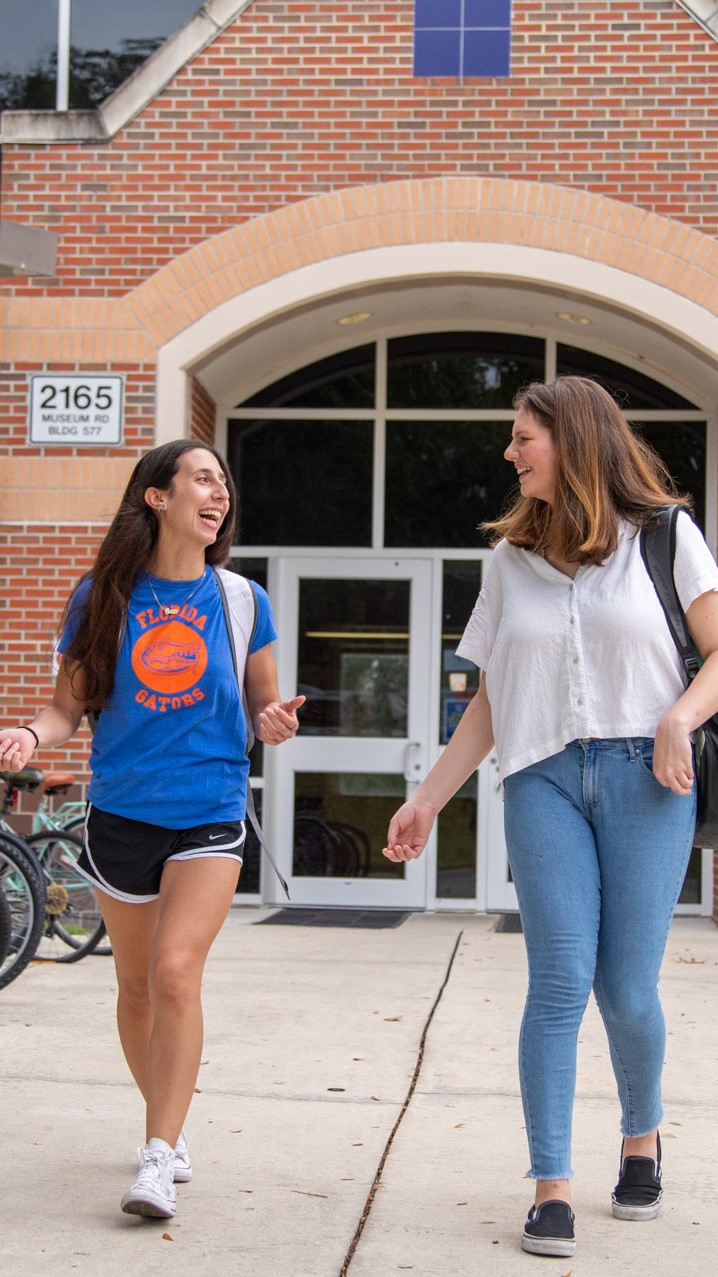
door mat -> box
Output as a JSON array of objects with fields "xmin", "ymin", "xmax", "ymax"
[
  {"xmin": 495, "ymin": 912, "xmax": 523, "ymax": 933},
  {"xmin": 256, "ymin": 908, "xmax": 410, "ymax": 929}
]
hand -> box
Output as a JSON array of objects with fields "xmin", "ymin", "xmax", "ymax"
[
  {"xmin": 382, "ymin": 799, "xmax": 438, "ymax": 862},
  {"xmin": 256, "ymin": 695, "xmax": 306, "ymax": 745},
  {"xmin": 653, "ymin": 712, "xmax": 694, "ymax": 795},
  {"xmin": 0, "ymin": 727, "xmax": 37, "ymax": 772}
]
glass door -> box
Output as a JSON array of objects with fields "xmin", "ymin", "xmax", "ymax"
[
  {"xmin": 268, "ymin": 558, "xmax": 433, "ymax": 907},
  {"xmin": 482, "ymin": 750, "xmax": 518, "ymax": 913}
]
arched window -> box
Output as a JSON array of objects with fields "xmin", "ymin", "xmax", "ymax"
[{"xmin": 227, "ymin": 332, "xmax": 707, "ymax": 549}]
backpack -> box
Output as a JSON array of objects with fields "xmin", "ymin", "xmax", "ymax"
[{"xmin": 640, "ymin": 506, "xmax": 718, "ymax": 848}]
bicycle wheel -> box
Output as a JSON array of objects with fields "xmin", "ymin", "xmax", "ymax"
[
  {"xmin": 26, "ymin": 831, "xmax": 106, "ymax": 962},
  {"xmin": 53, "ymin": 815, "xmax": 112, "ymax": 957},
  {"xmin": 0, "ymin": 835, "xmax": 46, "ymax": 990},
  {"xmin": 61, "ymin": 815, "xmax": 87, "ymax": 839},
  {"xmin": 0, "ymin": 887, "xmax": 12, "ymax": 966}
]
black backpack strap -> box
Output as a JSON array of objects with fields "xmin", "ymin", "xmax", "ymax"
[
  {"xmin": 213, "ymin": 568, "xmax": 290, "ymax": 900},
  {"xmin": 639, "ymin": 506, "xmax": 701, "ymax": 682}
]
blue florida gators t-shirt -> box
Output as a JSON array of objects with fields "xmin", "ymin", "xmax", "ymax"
[{"xmin": 58, "ymin": 568, "xmax": 277, "ymax": 829}]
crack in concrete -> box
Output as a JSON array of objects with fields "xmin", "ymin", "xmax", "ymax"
[{"xmin": 339, "ymin": 929, "xmax": 464, "ymax": 1275}]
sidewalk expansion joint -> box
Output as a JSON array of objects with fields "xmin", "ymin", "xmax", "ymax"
[{"xmin": 338, "ymin": 929, "xmax": 464, "ymax": 1276}]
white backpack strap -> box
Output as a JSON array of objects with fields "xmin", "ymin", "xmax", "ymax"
[
  {"xmin": 213, "ymin": 568, "xmax": 290, "ymax": 900},
  {"xmin": 213, "ymin": 568, "xmax": 256, "ymax": 689}
]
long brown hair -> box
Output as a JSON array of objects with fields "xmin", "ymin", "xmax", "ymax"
[
  {"xmin": 61, "ymin": 439, "xmax": 237, "ymax": 709},
  {"xmin": 484, "ymin": 376, "xmax": 690, "ymax": 562}
]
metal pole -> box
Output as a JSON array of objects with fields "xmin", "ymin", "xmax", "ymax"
[{"xmin": 56, "ymin": 0, "xmax": 71, "ymax": 111}]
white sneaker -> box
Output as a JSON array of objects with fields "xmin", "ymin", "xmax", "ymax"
[
  {"xmin": 135, "ymin": 1131, "xmax": 192, "ymax": 1184},
  {"xmin": 173, "ymin": 1129, "xmax": 192, "ymax": 1183},
  {"xmin": 122, "ymin": 1141, "xmax": 176, "ymax": 1218}
]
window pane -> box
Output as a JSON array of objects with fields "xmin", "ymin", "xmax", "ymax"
[
  {"xmin": 466, "ymin": 0, "xmax": 512, "ymax": 22},
  {"xmin": 440, "ymin": 561, "xmax": 482, "ymax": 745},
  {"xmin": 557, "ymin": 345, "xmax": 696, "ymax": 410},
  {"xmin": 240, "ymin": 345, "xmax": 375, "ymax": 409},
  {"xmin": 414, "ymin": 28, "xmax": 461, "ymax": 76},
  {"xmin": 634, "ymin": 420, "xmax": 706, "ymax": 531},
  {"xmin": 227, "ymin": 420, "xmax": 373, "ymax": 546},
  {"xmin": 67, "ymin": 1, "xmax": 200, "ymax": 107},
  {"xmin": 387, "ymin": 333, "xmax": 545, "ymax": 408},
  {"xmin": 0, "ymin": 1, "xmax": 59, "ymax": 109},
  {"xmin": 436, "ymin": 775, "xmax": 477, "ymax": 898},
  {"xmin": 463, "ymin": 30, "xmax": 511, "ymax": 78},
  {"xmin": 416, "ymin": 0, "xmax": 462, "ymax": 23},
  {"xmin": 297, "ymin": 578, "xmax": 410, "ymax": 737},
  {"xmin": 385, "ymin": 420, "xmax": 515, "ymax": 547},
  {"xmin": 293, "ymin": 773, "xmax": 404, "ymax": 879}
]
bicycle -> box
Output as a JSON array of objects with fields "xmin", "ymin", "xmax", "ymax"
[
  {"xmin": 1, "ymin": 768, "xmax": 107, "ymax": 964},
  {"xmin": 0, "ymin": 829, "xmax": 47, "ymax": 990},
  {"xmin": 26, "ymin": 765, "xmax": 110, "ymax": 955},
  {"xmin": 0, "ymin": 886, "xmax": 11, "ymax": 966}
]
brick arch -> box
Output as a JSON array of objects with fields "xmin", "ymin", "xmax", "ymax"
[{"xmin": 129, "ymin": 176, "xmax": 718, "ymax": 347}]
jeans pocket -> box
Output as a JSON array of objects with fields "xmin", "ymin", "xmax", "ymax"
[{"xmin": 635, "ymin": 742, "xmax": 657, "ymax": 780}]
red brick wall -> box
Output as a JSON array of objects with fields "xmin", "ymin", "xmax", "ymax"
[
  {"xmin": 0, "ymin": 525, "xmax": 104, "ymax": 789},
  {"xmin": 1, "ymin": 1, "xmax": 714, "ymax": 297},
  {"xmin": 191, "ymin": 378, "xmax": 217, "ymax": 445}
]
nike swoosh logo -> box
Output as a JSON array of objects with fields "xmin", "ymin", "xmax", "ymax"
[{"xmin": 209, "ymin": 832, "xmax": 228, "ymax": 840}]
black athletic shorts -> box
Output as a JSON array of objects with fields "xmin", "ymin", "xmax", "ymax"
[{"xmin": 76, "ymin": 803, "xmax": 246, "ymax": 903}]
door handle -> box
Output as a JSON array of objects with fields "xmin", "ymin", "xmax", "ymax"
[{"xmin": 403, "ymin": 740, "xmax": 424, "ymax": 783}]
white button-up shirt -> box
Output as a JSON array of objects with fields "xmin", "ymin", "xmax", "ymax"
[{"xmin": 456, "ymin": 513, "xmax": 718, "ymax": 782}]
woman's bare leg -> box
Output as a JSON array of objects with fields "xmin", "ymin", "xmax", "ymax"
[
  {"xmin": 535, "ymin": 1178, "xmax": 571, "ymax": 1207},
  {"xmin": 98, "ymin": 892, "xmax": 159, "ymax": 1098},
  {"xmin": 144, "ymin": 857, "xmax": 239, "ymax": 1145},
  {"xmin": 99, "ymin": 859, "xmax": 239, "ymax": 1143}
]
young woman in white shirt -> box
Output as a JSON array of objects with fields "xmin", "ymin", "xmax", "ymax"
[{"xmin": 383, "ymin": 376, "xmax": 718, "ymax": 1258}]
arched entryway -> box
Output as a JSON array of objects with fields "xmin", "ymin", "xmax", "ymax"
[
  {"xmin": 221, "ymin": 330, "xmax": 712, "ymax": 915},
  {"xmin": 135, "ymin": 177, "xmax": 718, "ymax": 911}
]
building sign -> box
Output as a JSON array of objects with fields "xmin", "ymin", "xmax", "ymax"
[{"xmin": 28, "ymin": 374, "xmax": 124, "ymax": 445}]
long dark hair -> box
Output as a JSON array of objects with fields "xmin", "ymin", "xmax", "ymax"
[
  {"xmin": 61, "ymin": 439, "xmax": 237, "ymax": 709},
  {"xmin": 484, "ymin": 376, "xmax": 690, "ymax": 563}
]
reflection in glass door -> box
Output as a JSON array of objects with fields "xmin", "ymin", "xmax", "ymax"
[{"xmin": 270, "ymin": 558, "xmax": 432, "ymax": 907}]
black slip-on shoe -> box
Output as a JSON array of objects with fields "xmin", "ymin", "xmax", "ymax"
[
  {"xmin": 522, "ymin": 1199, "xmax": 576, "ymax": 1256},
  {"xmin": 611, "ymin": 1133, "xmax": 663, "ymax": 1221}
]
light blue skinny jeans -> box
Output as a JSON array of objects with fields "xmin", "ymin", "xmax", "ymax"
[{"xmin": 503, "ymin": 737, "xmax": 696, "ymax": 1181}]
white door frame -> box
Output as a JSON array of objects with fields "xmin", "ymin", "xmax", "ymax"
[{"xmin": 266, "ymin": 555, "xmax": 433, "ymax": 907}]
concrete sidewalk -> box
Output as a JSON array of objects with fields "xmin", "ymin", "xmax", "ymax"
[{"xmin": 0, "ymin": 911, "xmax": 716, "ymax": 1277}]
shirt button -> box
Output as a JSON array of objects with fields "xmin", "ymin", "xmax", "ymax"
[
  {"xmin": 569, "ymin": 583, "xmax": 574, "ymax": 591},
  {"xmin": 570, "ymin": 616, "xmax": 576, "ymax": 625},
  {"xmin": 577, "ymin": 697, "xmax": 584, "ymax": 706},
  {"xmin": 573, "ymin": 657, "xmax": 579, "ymax": 664}
]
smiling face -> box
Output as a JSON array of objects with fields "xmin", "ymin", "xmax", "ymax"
[
  {"xmin": 504, "ymin": 407, "xmax": 558, "ymax": 506},
  {"xmin": 147, "ymin": 448, "xmax": 231, "ymax": 551}
]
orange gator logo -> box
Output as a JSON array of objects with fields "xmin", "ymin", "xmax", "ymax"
[{"xmin": 131, "ymin": 620, "xmax": 208, "ymax": 693}]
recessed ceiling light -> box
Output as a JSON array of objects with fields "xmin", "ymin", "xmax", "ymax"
[
  {"xmin": 337, "ymin": 311, "xmax": 372, "ymax": 326},
  {"xmin": 556, "ymin": 311, "xmax": 591, "ymax": 325}
]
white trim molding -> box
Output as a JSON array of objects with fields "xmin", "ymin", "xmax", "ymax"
[
  {"xmin": 676, "ymin": 1, "xmax": 718, "ymax": 40},
  {"xmin": 156, "ymin": 240, "xmax": 718, "ymax": 443}
]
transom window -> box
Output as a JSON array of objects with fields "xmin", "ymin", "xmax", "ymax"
[{"xmin": 227, "ymin": 332, "xmax": 707, "ymax": 549}]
